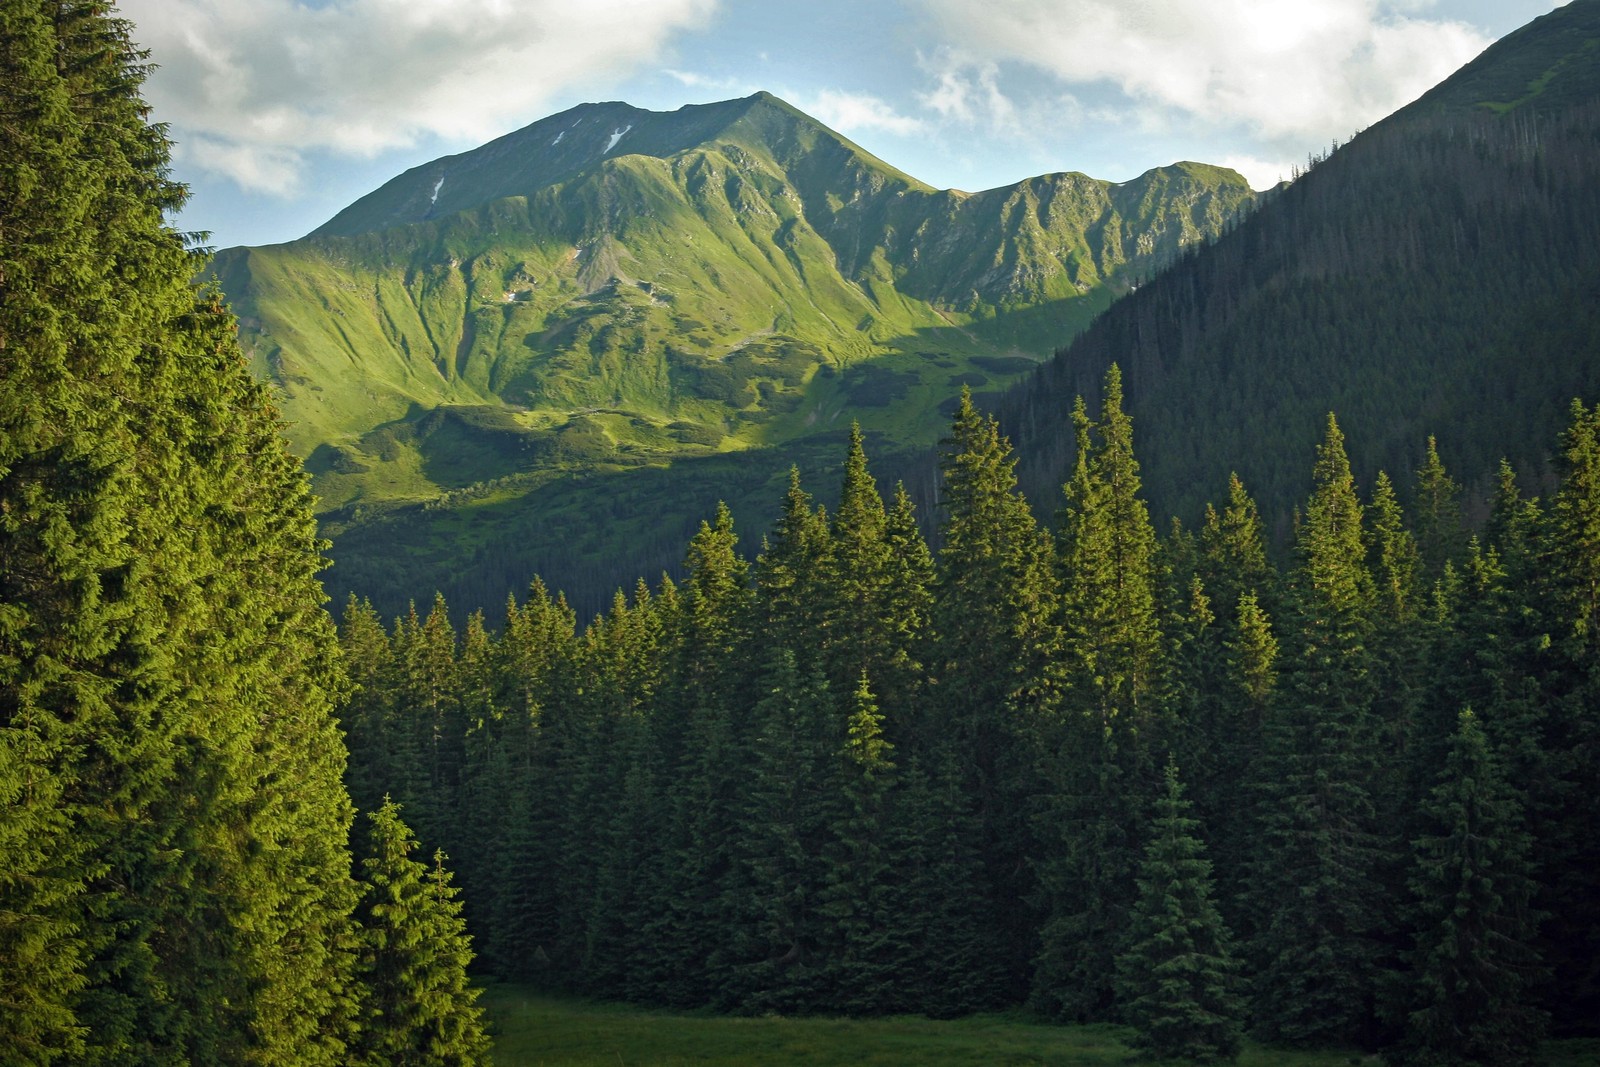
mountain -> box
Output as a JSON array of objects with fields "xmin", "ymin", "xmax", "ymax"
[
  {"xmin": 1000, "ymin": 0, "xmax": 1600, "ymax": 531},
  {"xmin": 206, "ymin": 91, "xmax": 1257, "ymax": 616}
]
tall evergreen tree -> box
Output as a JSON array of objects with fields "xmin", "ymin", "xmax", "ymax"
[
  {"xmin": 1530, "ymin": 400, "xmax": 1600, "ymax": 1033},
  {"xmin": 929, "ymin": 388, "xmax": 1057, "ymax": 995},
  {"xmin": 2, "ymin": 4, "xmax": 360, "ymax": 1060},
  {"xmin": 821, "ymin": 425, "xmax": 897, "ymax": 696},
  {"xmin": 1035, "ymin": 366, "xmax": 1164, "ymax": 1021},
  {"xmin": 640, "ymin": 506, "xmax": 752, "ymax": 1005},
  {"xmin": 1390, "ymin": 710, "xmax": 1545, "ymax": 1066},
  {"xmin": 817, "ymin": 671, "xmax": 899, "ymax": 1013},
  {"xmin": 1412, "ymin": 437, "xmax": 1464, "ymax": 582},
  {"xmin": 752, "ymin": 468, "xmax": 831, "ymax": 660},
  {"xmin": 1115, "ymin": 761, "xmax": 1244, "ymax": 1064},
  {"xmin": 877, "ymin": 482, "xmax": 936, "ymax": 740},
  {"xmin": 1246, "ymin": 415, "xmax": 1386, "ymax": 1047},
  {"xmin": 352, "ymin": 800, "xmax": 491, "ymax": 1067}
]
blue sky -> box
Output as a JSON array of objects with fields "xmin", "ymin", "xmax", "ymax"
[{"xmin": 118, "ymin": 0, "xmax": 1567, "ymax": 250}]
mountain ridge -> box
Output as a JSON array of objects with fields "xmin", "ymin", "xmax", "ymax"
[{"xmin": 209, "ymin": 91, "xmax": 1258, "ymax": 568}]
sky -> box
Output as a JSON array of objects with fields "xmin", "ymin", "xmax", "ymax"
[{"xmin": 117, "ymin": 0, "xmax": 1570, "ymax": 250}]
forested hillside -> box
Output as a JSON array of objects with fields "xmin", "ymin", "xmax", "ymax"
[
  {"xmin": 1001, "ymin": 0, "xmax": 1600, "ymax": 533},
  {"xmin": 0, "ymin": 3, "xmax": 486, "ymax": 1062},
  {"xmin": 340, "ymin": 369, "xmax": 1599, "ymax": 1061}
]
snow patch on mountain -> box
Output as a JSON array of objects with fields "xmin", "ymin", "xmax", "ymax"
[{"xmin": 603, "ymin": 125, "xmax": 632, "ymax": 154}]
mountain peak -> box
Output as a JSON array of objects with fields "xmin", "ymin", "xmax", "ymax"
[{"xmin": 309, "ymin": 91, "xmax": 904, "ymax": 239}]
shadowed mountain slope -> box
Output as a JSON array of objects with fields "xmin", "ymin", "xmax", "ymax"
[{"xmin": 999, "ymin": 0, "xmax": 1600, "ymax": 530}]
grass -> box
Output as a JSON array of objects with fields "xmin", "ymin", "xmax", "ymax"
[{"xmin": 478, "ymin": 986, "xmax": 1369, "ymax": 1067}]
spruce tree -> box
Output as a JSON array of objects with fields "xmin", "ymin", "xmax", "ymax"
[
  {"xmin": 1391, "ymin": 710, "xmax": 1545, "ymax": 1065},
  {"xmin": 877, "ymin": 482, "xmax": 936, "ymax": 742},
  {"xmin": 715, "ymin": 646, "xmax": 835, "ymax": 1011},
  {"xmin": 1115, "ymin": 761, "xmax": 1244, "ymax": 1064},
  {"xmin": 352, "ymin": 800, "xmax": 491, "ymax": 1067},
  {"xmin": 1531, "ymin": 400, "xmax": 1600, "ymax": 1032},
  {"xmin": 817, "ymin": 671, "xmax": 899, "ymax": 1013},
  {"xmin": 1412, "ymin": 437, "xmax": 1464, "ymax": 582},
  {"xmin": 752, "ymin": 468, "xmax": 831, "ymax": 662},
  {"xmin": 1246, "ymin": 415, "xmax": 1386, "ymax": 1047},
  {"xmin": 820, "ymin": 425, "xmax": 898, "ymax": 696},
  {"xmin": 2, "ymin": 4, "xmax": 360, "ymax": 1060},
  {"xmin": 1036, "ymin": 367, "xmax": 1164, "ymax": 1021},
  {"xmin": 929, "ymin": 389, "xmax": 1056, "ymax": 994}
]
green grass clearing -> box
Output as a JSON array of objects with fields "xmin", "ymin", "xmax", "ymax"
[{"xmin": 480, "ymin": 985, "xmax": 1379, "ymax": 1067}]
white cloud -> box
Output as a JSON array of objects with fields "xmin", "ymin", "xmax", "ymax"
[
  {"xmin": 917, "ymin": 52, "xmax": 1022, "ymax": 132},
  {"xmin": 1219, "ymin": 153, "xmax": 1294, "ymax": 191},
  {"xmin": 910, "ymin": 0, "xmax": 1491, "ymax": 147},
  {"xmin": 120, "ymin": 0, "xmax": 718, "ymax": 195},
  {"xmin": 805, "ymin": 89, "xmax": 928, "ymax": 137}
]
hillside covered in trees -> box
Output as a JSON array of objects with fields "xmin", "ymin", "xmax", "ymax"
[
  {"xmin": 0, "ymin": 3, "xmax": 487, "ymax": 1062},
  {"xmin": 341, "ymin": 369, "xmax": 1599, "ymax": 1062},
  {"xmin": 1000, "ymin": 0, "xmax": 1600, "ymax": 534}
]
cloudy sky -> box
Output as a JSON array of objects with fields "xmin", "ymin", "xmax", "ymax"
[{"xmin": 118, "ymin": 0, "xmax": 1568, "ymax": 250}]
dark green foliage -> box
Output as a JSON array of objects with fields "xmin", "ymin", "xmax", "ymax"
[
  {"xmin": 816, "ymin": 672, "xmax": 898, "ymax": 1013},
  {"xmin": 1003, "ymin": 1, "xmax": 1600, "ymax": 546},
  {"xmin": 353, "ymin": 800, "xmax": 491, "ymax": 1067},
  {"xmin": 1529, "ymin": 400, "xmax": 1600, "ymax": 1034},
  {"xmin": 930, "ymin": 388, "xmax": 1058, "ymax": 996},
  {"xmin": 1389, "ymin": 710, "xmax": 1545, "ymax": 1066},
  {"xmin": 1115, "ymin": 761, "xmax": 1244, "ymax": 1063},
  {"xmin": 325, "ymin": 388, "xmax": 1600, "ymax": 1060},
  {"xmin": 1034, "ymin": 366, "xmax": 1165, "ymax": 1021},
  {"xmin": 1245, "ymin": 416, "xmax": 1388, "ymax": 1048}
]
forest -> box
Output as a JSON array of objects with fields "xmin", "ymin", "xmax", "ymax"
[
  {"xmin": 339, "ymin": 369, "xmax": 1599, "ymax": 1064},
  {"xmin": 5, "ymin": 2, "xmax": 1599, "ymax": 1065}
]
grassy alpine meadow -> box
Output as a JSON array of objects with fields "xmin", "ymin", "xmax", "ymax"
[{"xmin": 478, "ymin": 985, "xmax": 1375, "ymax": 1066}]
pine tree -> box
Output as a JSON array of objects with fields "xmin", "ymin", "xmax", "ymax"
[
  {"xmin": 752, "ymin": 468, "xmax": 831, "ymax": 661},
  {"xmin": 1391, "ymin": 710, "xmax": 1545, "ymax": 1065},
  {"xmin": 1115, "ymin": 761, "xmax": 1244, "ymax": 1064},
  {"xmin": 2, "ymin": 4, "xmax": 360, "ymax": 1060},
  {"xmin": 928, "ymin": 389, "xmax": 1056, "ymax": 994},
  {"xmin": 884, "ymin": 740, "xmax": 1006, "ymax": 1017},
  {"xmin": 1197, "ymin": 473, "xmax": 1274, "ymax": 616},
  {"xmin": 820, "ymin": 425, "xmax": 898, "ymax": 696},
  {"xmin": 1035, "ymin": 367, "xmax": 1164, "ymax": 1021},
  {"xmin": 352, "ymin": 800, "xmax": 491, "ymax": 1067},
  {"xmin": 1056, "ymin": 367, "xmax": 1164, "ymax": 727},
  {"xmin": 639, "ymin": 506, "xmax": 751, "ymax": 1005},
  {"xmin": 340, "ymin": 596, "xmax": 401, "ymax": 817},
  {"xmin": 1530, "ymin": 400, "xmax": 1600, "ymax": 1033},
  {"xmin": 877, "ymin": 482, "xmax": 936, "ymax": 742},
  {"xmin": 484, "ymin": 580, "xmax": 577, "ymax": 981},
  {"xmin": 715, "ymin": 646, "xmax": 835, "ymax": 1011},
  {"xmin": 1412, "ymin": 437, "xmax": 1464, "ymax": 582},
  {"xmin": 817, "ymin": 671, "xmax": 899, "ymax": 1013},
  {"xmin": 1246, "ymin": 415, "xmax": 1386, "ymax": 1047}
]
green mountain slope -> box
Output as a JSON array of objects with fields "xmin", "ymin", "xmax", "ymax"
[
  {"xmin": 208, "ymin": 91, "xmax": 1255, "ymax": 615},
  {"xmin": 1000, "ymin": 0, "xmax": 1600, "ymax": 529}
]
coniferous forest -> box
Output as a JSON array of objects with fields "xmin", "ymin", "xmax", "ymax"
[
  {"xmin": 5, "ymin": 2, "xmax": 1600, "ymax": 1067},
  {"xmin": 340, "ymin": 370, "xmax": 1600, "ymax": 1064}
]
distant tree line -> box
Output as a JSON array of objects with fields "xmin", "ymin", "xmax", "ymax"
[{"xmin": 341, "ymin": 370, "xmax": 1600, "ymax": 1063}]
